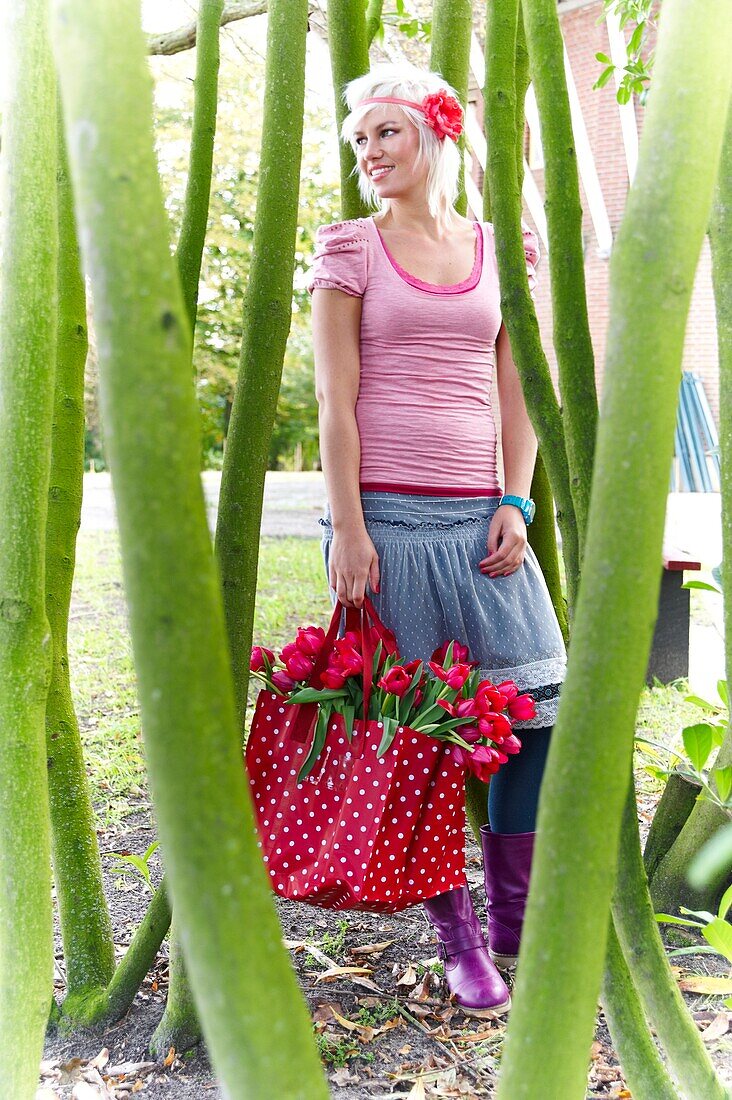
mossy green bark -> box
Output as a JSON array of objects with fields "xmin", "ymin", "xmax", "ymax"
[
  {"xmin": 0, "ymin": 2, "xmax": 57, "ymax": 1093},
  {"xmin": 612, "ymin": 784, "xmax": 725, "ymax": 1099},
  {"xmin": 430, "ymin": 0, "xmax": 472, "ymax": 217},
  {"xmin": 150, "ymin": 917, "xmax": 200, "ymax": 1058},
  {"xmin": 365, "ymin": 0, "xmax": 384, "ymax": 46},
  {"xmin": 215, "ymin": 0, "xmax": 311, "ymax": 723},
  {"xmin": 46, "ymin": 111, "xmax": 116, "ymax": 1017},
  {"xmin": 326, "ymin": 0, "xmax": 371, "ymax": 220},
  {"xmin": 59, "ymin": 879, "xmax": 172, "ymax": 1031},
  {"xmin": 521, "ymin": 0, "xmax": 597, "ymax": 552},
  {"xmin": 601, "ymin": 919, "xmax": 680, "ymax": 1100},
  {"xmin": 495, "ymin": 0, "xmax": 732, "ymax": 1091},
  {"xmin": 52, "ymin": 2, "xmax": 327, "ymax": 1094},
  {"xmin": 175, "ymin": 0, "xmax": 224, "ymax": 332},
  {"xmin": 162, "ymin": 0, "xmax": 225, "ymax": 1050},
  {"xmin": 484, "ymin": 0, "xmax": 580, "ymax": 614}
]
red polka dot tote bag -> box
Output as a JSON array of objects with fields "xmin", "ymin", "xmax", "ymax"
[{"xmin": 245, "ymin": 598, "xmax": 532, "ymax": 912}]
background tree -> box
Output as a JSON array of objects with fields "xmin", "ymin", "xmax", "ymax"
[
  {"xmin": 0, "ymin": 1, "xmax": 57, "ymax": 1093},
  {"xmin": 45, "ymin": 115, "xmax": 117, "ymax": 1026}
]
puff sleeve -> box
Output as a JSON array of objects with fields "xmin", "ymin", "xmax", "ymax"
[
  {"xmin": 306, "ymin": 220, "xmax": 368, "ymax": 298},
  {"xmin": 521, "ymin": 223, "xmax": 540, "ymax": 296}
]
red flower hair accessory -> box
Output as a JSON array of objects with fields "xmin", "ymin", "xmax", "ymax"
[
  {"xmin": 421, "ymin": 90, "xmax": 463, "ymax": 142},
  {"xmin": 357, "ymin": 89, "xmax": 464, "ymax": 143}
]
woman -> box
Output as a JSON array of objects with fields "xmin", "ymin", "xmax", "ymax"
[{"xmin": 307, "ymin": 62, "xmax": 566, "ymax": 1017}]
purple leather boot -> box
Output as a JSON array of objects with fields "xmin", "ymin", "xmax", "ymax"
[
  {"xmin": 423, "ymin": 885, "xmax": 510, "ymax": 1017},
  {"xmin": 480, "ymin": 827, "xmax": 535, "ymax": 969}
]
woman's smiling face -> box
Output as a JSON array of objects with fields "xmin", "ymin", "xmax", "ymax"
[{"xmin": 353, "ymin": 106, "xmax": 427, "ymax": 198}]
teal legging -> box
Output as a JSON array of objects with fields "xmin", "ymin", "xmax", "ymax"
[{"xmin": 487, "ymin": 725, "xmax": 553, "ymax": 833}]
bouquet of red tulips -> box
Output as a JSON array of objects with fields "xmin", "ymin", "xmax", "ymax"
[{"xmin": 250, "ymin": 622, "xmax": 535, "ymax": 783}]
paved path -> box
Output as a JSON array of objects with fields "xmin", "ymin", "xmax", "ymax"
[{"xmin": 81, "ymin": 470, "xmax": 327, "ymax": 539}]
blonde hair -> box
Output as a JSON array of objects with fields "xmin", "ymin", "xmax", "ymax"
[{"xmin": 340, "ymin": 62, "xmax": 463, "ymax": 230}]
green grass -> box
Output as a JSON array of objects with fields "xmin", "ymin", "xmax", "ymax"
[
  {"xmin": 69, "ymin": 529, "xmax": 330, "ymax": 824},
  {"xmin": 634, "ymin": 678, "xmax": 715, "ymax": 798}
]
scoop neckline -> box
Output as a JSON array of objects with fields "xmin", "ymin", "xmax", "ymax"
[{"xmin": 368, "ymin": 216, "xmax": 483, "ymax": 295}]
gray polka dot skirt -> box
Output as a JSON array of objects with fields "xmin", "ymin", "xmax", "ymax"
[{"xmin": 320, "ymin": 492, "xmax": 566, "ymax": 730}]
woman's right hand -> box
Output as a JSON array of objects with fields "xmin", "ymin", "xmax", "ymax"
[{"xmin": 329, "ymin": 528, "xmax": 380, "ymax": 609}]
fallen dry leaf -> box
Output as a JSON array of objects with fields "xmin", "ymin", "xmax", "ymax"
[
  {"xmin": 350, "ymin": 940, "xmax": 395, "ymax": 956},
  {"xmin": 107, "ymin": 1060, "xmax": 157, "ymax": 1077},
  {"xmin": 71, "ymin": 1084, "xmax": 104, "ymax": 1100},
  {"xmin": 312, "ymin": 1002, "xmax": 340, "ymax": 1024},
  {"xmin": 330, "ymin": 1066, "xmax": 359, "ymax": 1087},
  {"xmin": 36, "ymin": 1089, "xmax": 61, "ymax": 1100},
  {"xmin": 679, "ymin": 975, "xmax": 732, "ymax": 995},
  {"xmin": 89, "ymin": 1051, "xmax": 109, "ymax": 1071},
  {"xmin": 315, "ymin": 965, "xmax": 373, "ymax": 983},
  {"xmin": 454, "ymin": 1027, "xmax": 501, "ymax": 1044},
  {"xmin": 407, "ymin": 1078, "xmax": 427, "ymax": 1100},
  {"xmin": 412, "ymin": 972, "xmax": 432, "ymax": 1002},
  {"xmin": 397, "ymin": 963, "xmax": 418, "ymax": 988},
  {"xmin": 331, "ymin": 1007, "xmax": 374, "ymax": 1041},
  {"xmin": 700, "ymin": 1012, "xmax": 730, "ymax": 1043}
]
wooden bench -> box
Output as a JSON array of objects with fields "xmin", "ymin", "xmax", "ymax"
[{"xmin": 646, "ymin": 550, "xmax": 702, "ymax": 685}]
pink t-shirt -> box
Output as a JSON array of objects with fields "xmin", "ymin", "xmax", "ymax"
[{"xmin": 307, "ymin": 215, "xmax": 539, "ymax": 494}]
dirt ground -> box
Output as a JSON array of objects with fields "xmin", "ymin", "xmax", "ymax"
[{"xmin": 40, "ymin": 794, "xmax": 732, "ymax": 1100}]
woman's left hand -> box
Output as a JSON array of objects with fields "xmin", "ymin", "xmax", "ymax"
[{"xmin": 479, "ymin": 505, "xmax": 527, "ymax": 577}]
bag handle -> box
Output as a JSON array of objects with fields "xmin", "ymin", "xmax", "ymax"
[{"xmin": 289, "ymin": 596, "xmax": 399, "ymax": 742}]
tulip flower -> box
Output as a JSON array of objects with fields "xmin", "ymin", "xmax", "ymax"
[
  {"xmin": 271, "ymin": 669, "xmax": 297, "ymax": 694},
  {"xmin": 295, "ymin": 625, "xmax": 326, "ymax": 656},
  {"xmin": 378, "ymin": 665, "xmax": 412, "ymax": 697},
  {"xmin": 428, "ymin": 661, "xmax": 472, "ymax": 691},
  {"xmin": 431, "ymin": 639, "xmax": 472, "ymax": 666},
  {"xmin": 320, "ymin": 665, "xmax": 347, "ymax": 689},
  {"xmin": 333, "ymin": 638, "xmax": 363, "ymax": 677},
  {"xmin": 507, "ymin": 692, "xmax": 537, "ymax": 722},
  {"xmin": 475, "ymin": 680, "xmax": 510, "ymax": 714},
  {"xmin": 456, "ymin": 698, "xmax": 478, "ymax": 719},
  {"xmin": 250, "ymin": 645, "xmax": 275, "ymax": 673},
  {"xmin": 283, "ymin": 650, "xmax": 315, "ymax": 681},
  {"xmin": 478, "ymin": 712, "xmax": 514, "ymax": 743}
]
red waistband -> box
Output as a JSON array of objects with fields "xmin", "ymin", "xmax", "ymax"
[{"xmin": 359, "ymin": 481, "xmax": 502, "ymax": 498}]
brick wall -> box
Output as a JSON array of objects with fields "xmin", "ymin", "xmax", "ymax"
[{"xmin": 473, "ymin": 0, "xmax": 720, "ymax": 424}]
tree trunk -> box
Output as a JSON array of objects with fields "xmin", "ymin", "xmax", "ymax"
[
  {"xmin": 612, "ymin": 782, "xmax": 724, "ymax": 1099},
  {"xmin": 65, "ymin": 878, "xmax": 172, "ymax": 1029},
  {"xmin": 601, "ymin": 919, "xmax": 680, "ymax": 1100},
  {"xmin": 0, "ymin": 2, "xmax": 57, "ymax": 1094},
  {"xmin": 495, "ymin": 0, "xmax": 732, "ymax": 1092},
  {"xmin": 52, "ymin": 1, "xmax": 327, "ymax": 1094},
  {"xmin": 175, "ymin": 0, "xmax": 225, "ymax": 332},
  {"xmin": 365, "ymin": 0, "xmax": 383, "ymax": 46},
  {"xmin": 484, "ymin": 0, "xmax": 580, "ymax": 614},
  {"xmin": 46, "ymin": 107, "xmax": 117, "ymax": 1020},
  {"xmin": 650, "ymin": 775, "xmax": 732, "ymax": 915},
  {"xmin": 430, "ymin": 0, "xmax": 472, "ymax": 217},
  {"xmin": 521, "ymin": 0, "xmax": 597, "ymax": 553},
  {"xmin": 214, "ymin": 0, "xmax": 314, "ymax": 723},
  {"xmin": 326, "ymin": 0, "xmax": 371, "ymax": 220},
  {"xmin": 158, "ymin": 0, "xmax": 226, "ymax": 1051},
  {"xmin": 150, "ymin": 916, "xmax": 199, "ymax": 1058},
  {"xmin": 643, "ymin": 767, "xmax": 703, "ymax": 882}
]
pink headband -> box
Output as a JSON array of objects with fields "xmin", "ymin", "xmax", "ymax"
[{"xmin": 357, "ymin": 90, "xmax": 463, "ymax": 143}]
